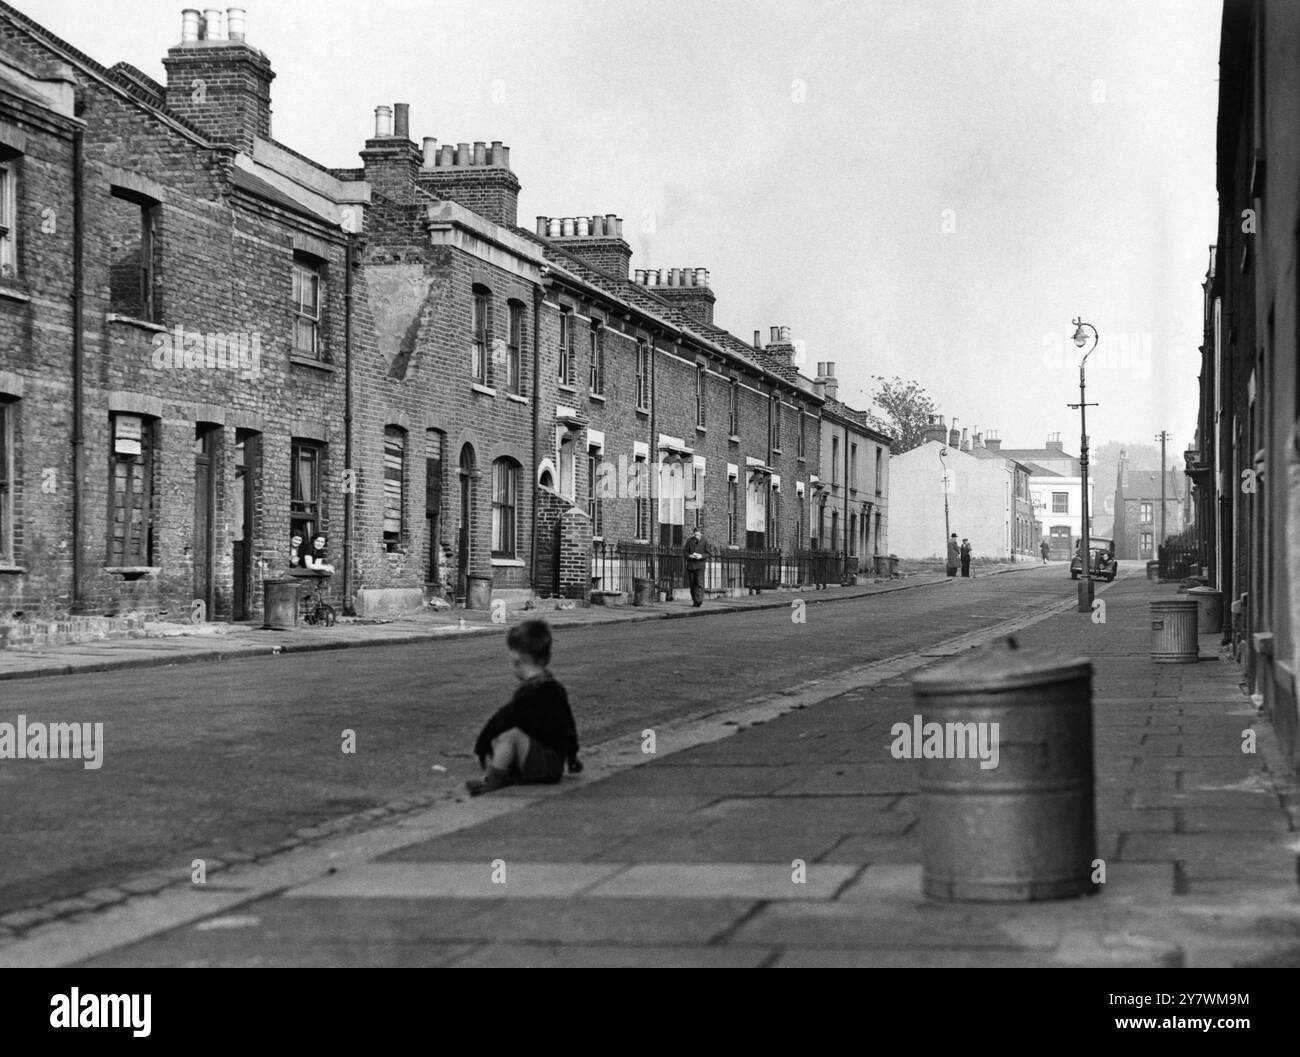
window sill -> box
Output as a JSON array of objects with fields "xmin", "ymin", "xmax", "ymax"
[
  {"xmin": 636, "ymin": 407, "xmax": 650, "ymax": 417},
  {"xmin": 0, "ymin": 284, "xmax": 31, "ymax": 304},
  {"xmin": 729, "ymin": 435, "xmax": 740, "ymax": 444},
  {"xmin": 589, "ymin": 393, "xmax": 606, "ymax": 403},
  {"xmin": 104, "ymin": 566, "xmax": 161, "ymax": 581},
  {"xmin": 491, "ymin": 557, "xmax": 525, "ymax": 567},
  {"xmin": 557, "ymin": 384, "xmax": 578, "ymax": 395},
  {"xmin": 471, "ymin": 383, "xmax": 496, "ymax": 397},
  {"xmin": 290, "ymin": 355, "xmax": 336, "ymax": 372},
  {"xmin": 0, "ymin": 564, "xmax": 26, "ymax": 574},
  {"xmin": 798, "ymin": 455, "xmax": 806, "ymax": 463},
  {"xmin": 106, "ymin": 314, "xmax": 165, "ymax": 332},
  {"xmin": 696, "ymin": 425, "xmax": 707, "ymax": 434},
  {"xmin": 506, "ymin": 393, "xmax": 529, "ymax": 405}
]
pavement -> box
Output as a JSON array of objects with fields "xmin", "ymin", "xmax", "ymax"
[
  {"xmin": 3, "ymin": 566, "xmax": 1298, "ymax": 968},
  {"xmin": 0, "ymin": 562, "xmax": 1029, "ymax": 682}
]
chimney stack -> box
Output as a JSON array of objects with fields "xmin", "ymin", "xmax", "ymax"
[
  {"xmin": 923, "ymin": 414, "xmax": 948, "ymax": 446},
  {"xmin": 635, "ymin": 263, "xmax": 716, "ymax": 322},
  {"xmin": 985, "ymin": 429, "xmax": 1001, "ymax": 451},
  {"xmin": 813, "ymin": 360, "xmax": 838, "ymax": 401},
  {"xmin": 1046, "ymin": 432, "xmax": 1064, "ymax": 452},
  {"xmin": 164, "ymin": 6, "xmax": 276, "ymax": 153}
]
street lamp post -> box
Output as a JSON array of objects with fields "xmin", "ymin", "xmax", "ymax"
[
  {"xmin": 1069, "ymin": 317, "xmax": 1100, "ymax": 613},
  {"xmin": 939, "ymin": 445, "xmax": 951, "ymax": 551}
]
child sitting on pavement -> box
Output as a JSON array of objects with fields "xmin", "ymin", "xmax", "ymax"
[{"xmin": 466, "ymin": 619, "xmax": 581, "ymax": 797}]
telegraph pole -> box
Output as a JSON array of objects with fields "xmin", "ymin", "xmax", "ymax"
[{"xmin": 1155, "ymin": 430, "xmax": 1171, "ymax": 547}]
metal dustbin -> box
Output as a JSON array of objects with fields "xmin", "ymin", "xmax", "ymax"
[
  {"xmin": 262, "ymin": 578, "xmax": 300, "ymax": 630},
  {"xmin": 1150, "ymin": 598, "xmax": 1198, "ymax": 663},
  {"xmin": 1186, "ymin": 587, "xmax": 1222, "ymax": 635},
  {"xmin": 466, "ymin": 575, "xmax": 492, "ymax": 611},
  {"xmin": 1146, "ymin": 560, "xmax": 1159, "ymax": 580},
  {"xmin": 632, "ymin": 577, "xmax": 655, "ymax": 606},
  {"xmin": 911, "ymin": 638, "xmax": 1096, "ymax": 902}
]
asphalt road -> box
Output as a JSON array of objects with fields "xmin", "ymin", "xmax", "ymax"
[{"xmin": 0, "ymin": 566, "xmax": 1078, "ymax": 911}]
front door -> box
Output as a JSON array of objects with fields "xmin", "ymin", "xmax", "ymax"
[
  {"xmin": 232, "ymin": 432, "xmax": 258, "ymax": 620},
  {"xmin": 193, "ymin": 425, "xmax": 218, "ymax": 619},
  {"xmin": 1049, "ymin": 524, "xmax": 1071, "ymax": 560}
]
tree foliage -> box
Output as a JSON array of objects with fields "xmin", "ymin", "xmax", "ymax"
[{"xmin": 870, "ymin": 375, "xmax": 939, "ymax": 454}]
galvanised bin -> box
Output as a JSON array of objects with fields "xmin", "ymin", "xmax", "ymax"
[
  {"xmin": 1186, "ymin": 587, "xmax": 1222, "ymax": 635},
  {"xmin": 262, "ymin": 578, "xmax": 299, "ymax": 630},
  {"xmin": 912, "ymin": 638, "xmax": 1096, "ymax": 902},
  {"xmin": 632, "ymin": 577, "xmax": 655, "ymax": 606},
  {"xmin": 1150, "ymin": 598, "xmax": 1198, "ymax": 663}
]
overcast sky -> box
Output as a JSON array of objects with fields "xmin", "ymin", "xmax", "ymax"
[{"xmin": 25, "ymin": 0, "xmax": 1221, "ymax": 461}]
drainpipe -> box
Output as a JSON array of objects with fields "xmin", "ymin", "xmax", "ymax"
[
  {"xmin": 529, "ymin": 283, "xmax": 542, "ymax": 591},
  {"xmin": 842, "ymin": 419, "xmax": 850, "ymax": 580},
  {"xmin": 650, "ymin": 331, "xmax": 658, "ymax": 574},
  {"xmin": 342, "ymin": 232, "xmax": 354, "ymax": 611},
  {"xmin": 71, "ymin": 123, "xmax": 85, "ymax": 611}
]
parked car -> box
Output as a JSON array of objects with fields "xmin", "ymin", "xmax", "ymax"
[{"xmin": 1070, "ymin": 538, "xmax": 1117, "ymax": 582}]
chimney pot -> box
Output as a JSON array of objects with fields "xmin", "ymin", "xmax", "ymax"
[
  {"xmin": 439, "ymin": 144, "xmax": 454, "ymax": 166},
  {"xmin": 393, "ymin": 103, "xmax": 410, "ymax": 140},
  {"xmin": 490, "ymin": 140, "xmax": 503, "ymax": 165},
  {"xmin": 548, "ymin": 218, "xmax": 562, "ymax": 238},
  {"xmin": 473, "ymin": 141, "xmax": 487, "ymax": 165},
  {"xmin": 770, "ymin": 327, "xmax": 779, "ymax": 343},
  {"xmin": 226, "ymin": 7, "xmax": 246, "ymax": 41},
  {"xmin": 422, "ymin": 137, "xmax": 438, "ymax": 167},
  {"xmin": 754, "ymin": 330, "xmax": 762, "ymax": 348},
  {"xmin": 576, "ymin": 216, "xmax": 590, "ymax": 237},
  {"xmin": 500, "ymin": 146, "xmax": 510, "ymax": 168},
  {"xmin": 697, "ymin": 268, "xmax": 709, "ymax": 286},
  {"xmin": 202, "ymin": 7, "xmax": 224, "ymax": 40},
  {"xmin": 374, "ymin": 105, "xmax": 393, "ymax": 138},
  {"xmin": 456, "ymin": 142, "xmax": 469, "ymax": 165},
  {"xmin": 614, "ymin": 218, "xmax": 623, "ymax": 237},
  {"xmin": 590, "ymin": 215, "xmax": 604, "ymax": 236},
  {"xmin": 536, "ymin": 216, "xmax": 549, "ymax": 237},
  {"xmin": 181, "ymin": 8, "xmax": 202, "ymax": 41},
  {"xmin": 779, "ymin": 326, "xmax": 792, "ymax": 344},
  {"xmin": 605, "ymin": 213, "xmax": 617, "ymax": 236},
  {"xmin": 562, "ymin": 217, "xmax": 575, "ymax": 237}
]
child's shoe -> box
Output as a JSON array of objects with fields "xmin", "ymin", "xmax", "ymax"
[{"xmin": 466, "ymin": 765, "xmax": 513, "ymax": 797}]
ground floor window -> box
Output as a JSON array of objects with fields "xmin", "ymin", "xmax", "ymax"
[
  {"xmin": 291, "ymin": 439, "xmax": 323, "ymax": 543},
  {"xmin": 108, "ymin": 413, "xmax": 156, "ymax": 566}
]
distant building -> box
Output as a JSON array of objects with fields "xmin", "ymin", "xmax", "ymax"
[
  {"xmin": 988, "ymin": 434, "xmax": 1091, "ymax": 559},
  {"xmin": 888, "ymin": 418, "xmax": 1036, "ymax": 560},
  {"xmin": 1112, "ymin": 455, "xmax": 1187, "ymax": 560}
]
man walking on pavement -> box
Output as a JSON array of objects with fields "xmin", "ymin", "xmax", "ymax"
[
  {"xmin": 684, "ymin": 526, "xmax": 710, "ymax": 607},
  {"xmin": 946, "ymin": 533, "xmax": 960, "ymax": 578},
  {"xmin": 960, "ymin": 538, "xmax": 972, "ymax": 578},
  {"xmin": 1040, "ymin": 539, "xmax": 1050, "ymax": 564}
]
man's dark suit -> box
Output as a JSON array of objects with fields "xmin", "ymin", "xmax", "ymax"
[{"xmin": 684, "ymin": 532, "xmax": 709, "ymax": 607}]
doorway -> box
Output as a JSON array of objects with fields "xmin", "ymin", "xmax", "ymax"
[
  {"xmin": 193, "ymin": 424, "xmax": 220, "ymax": 618},
  {"xmin": 232, "ymin": 431, "xmax": 258, "ymax": 620},
  {"xmin": 457, "ymin": 444, "xmax": 476, "ymax": 603}
]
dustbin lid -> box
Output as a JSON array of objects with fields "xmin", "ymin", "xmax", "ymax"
[
  {"xmin": 913, "ymin": 636, "xmax": 1091, "ymax": 694},
  {"xmin": 1186, "ymin": 587, "xmax": 1219, "ymax": 596}
]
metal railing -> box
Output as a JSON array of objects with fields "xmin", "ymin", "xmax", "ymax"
[
  {"xmin": 1157, "ymin": 536, "xmax": 1202, "ymax": 581},
  {"xmin": 589, "ymin": 541, "xmax": 853, "ymax": 596}
]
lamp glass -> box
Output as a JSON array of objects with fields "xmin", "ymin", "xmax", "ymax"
[{"xmin": 1072, "ymin": 324, "xmax": 1088, "ymax": 347}]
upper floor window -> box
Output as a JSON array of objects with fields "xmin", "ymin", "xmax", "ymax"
[
  {"xmin": 0, "ymin": 154, "xmax": 17, "ymax": 280},
  {"xmin": 797, "ymin": 410, "xmax": 806, "ymax": 458},
  {"xmin": 589, "ymin": 323, "xmax": 605, "ymax": 395},
  {"xmin": 1052, "ymin": 492, "xmax": 1069, "ymax": 514},
  {"xmin": 471, "ymin": 287, "xmax": 489, "ymax": 384},
  {"xmin": 729, "ymin": 379, "xmax": 739, "ymax": 437},
  {"xmin": 831, "ymin": 436, "xmax": 840, "ymax": 485},
  {"xmin": 109, "ymin": 187, "xmax": 159, "ymax": 322},
  {"xmin": 769, "ymin": 395, "xmax": 781, "ymax": 452},
  {"xmin": 850, "ymin": 443, "xmax": 858, "ymax": 491},
  {"xmin": 506, "ymin": 301, "xmax": 523, "ymax": 394},
  {"xmin": 292, "ymin": 256, "xmax": 324, "ymax": 360},
  {"xmin": 695, "ymin": 364, "xmax": 706, "ymax": 428},
  {"xmin": 875, "ymin": 447, "xmax": 883, "ymax": 494},
  {"xmin": 1140, "ymin": 500, "xmax": 1153, "ymax": 524},
  {"xmin": 636, "ymin": 341, "xmax": 651, "ymax": 410},
  {"xmin": 558, "ymin": 308, "xmax": 575, "ymax": 386},
  {"xmin": 383, "ymin": 427, "xmax": 406, "ymax": 550}
]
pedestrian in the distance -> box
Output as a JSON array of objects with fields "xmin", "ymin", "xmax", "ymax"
[
  {"xmin": 466, "ymin": 619, "xmax": 581, "ymax": 796},
  {"xmin": 1040, "ymin": 539, "xmax": 1050, "ymax": 564},
  {"xmin": 946, "ymin": 533, "xmax": 960, "ymax": 578},
  {"xmin": 960, "ymin": 538, "xmax": 972, "ymax": 577},
  {"xmin": 684, "ymin": 526, "xmax": 709, "ymax": 607}
]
